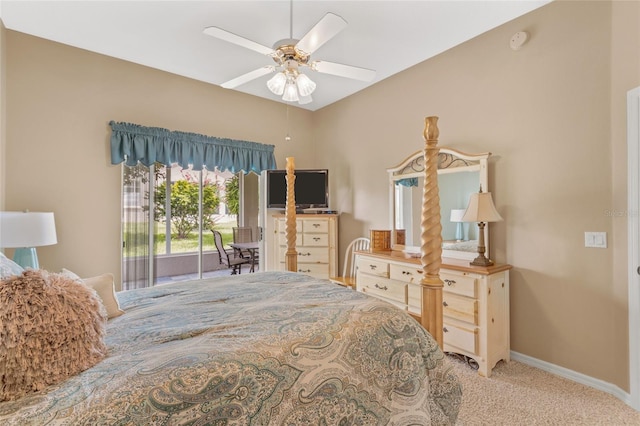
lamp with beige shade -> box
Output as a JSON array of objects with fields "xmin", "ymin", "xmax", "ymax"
[{"xmin": 461, "ymin": 188, "xmax": 503, "ymax": 266}]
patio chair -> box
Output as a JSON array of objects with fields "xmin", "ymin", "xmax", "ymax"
[{"xmin": 213, "ymin": 230, "xmax": 249, "ymax": 275}]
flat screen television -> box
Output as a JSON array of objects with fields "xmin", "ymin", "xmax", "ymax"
[{"xmin": 266, "ymin": 169, "xmax": 329, "ymax": 209}]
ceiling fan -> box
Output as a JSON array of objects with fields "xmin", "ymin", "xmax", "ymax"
[{"xmin": 203, "ymin": 4, "xmax": 376, "ymax": 105}]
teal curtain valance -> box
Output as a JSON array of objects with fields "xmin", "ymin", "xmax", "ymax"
[
  {"xmin": 109, "ymin": 121, "xmax": 276, "ymax": 174},
  {"xmin": 395, "ymin": 177, "xmax": 419, "ymax": 187}
]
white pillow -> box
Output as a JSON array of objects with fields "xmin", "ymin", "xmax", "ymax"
[
  {"xmin": 62, "ymin": 269, "xmax": 124, "ymax": 319},
  {"xmin": 0, "ymin": 252, "xmax": 24, "ymax": 279}
]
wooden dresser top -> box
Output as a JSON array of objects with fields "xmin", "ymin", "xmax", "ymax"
[{"xmin": 356, "ymin": 249, "xmax": 512, "ymax": 275}]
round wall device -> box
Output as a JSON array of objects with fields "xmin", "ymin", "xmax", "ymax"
[{"xmin": 509, "ymin": 31, "xmax": 529, "ymax": 50}]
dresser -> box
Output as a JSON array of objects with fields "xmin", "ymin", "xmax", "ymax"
[
  {"xmin": 355, "ymin": 250, "xmax": 511, "ymax": 377},
  {"xmin": 272, "ymin": 214, "xmax": 338, "ymax": 280}
]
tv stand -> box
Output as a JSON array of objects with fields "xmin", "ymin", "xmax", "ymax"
[{"xmin": 266, "ymin": 213, "xmax": 339, "ymax": 279}]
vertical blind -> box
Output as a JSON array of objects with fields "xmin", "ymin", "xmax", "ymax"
[{"xmin": 109, "ymin": 121, "xmax": 276, "ymax": 173}]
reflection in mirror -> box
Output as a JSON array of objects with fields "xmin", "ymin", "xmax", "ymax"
[
  {"xmin": 393, "ymin": 177, "xmax": 423, "ymax": 247},
  {"xmin": 388, "ymin": 148, "xmax": 490, "ymax": 260},
  {"xmin": 439, "ymin": 171, "xmax": 479, "ymax": 243}
]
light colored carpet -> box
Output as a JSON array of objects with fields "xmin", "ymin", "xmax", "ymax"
[{"xmin": 449, "ymin": 356, "xmax": 640, "ymax": 425}]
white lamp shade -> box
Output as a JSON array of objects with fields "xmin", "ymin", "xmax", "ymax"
[
  {"xmin": 0, "ymin": 212, "xmax": 58, "ymax": 248},
  {"xmin": 295, "ymin": 73, "xmax": 316, "ymax": 96},
  {"xmin": 266, "ymin": 72, "xmax": 286, "ymax": 95},
  {"xmin": 450, "ymin": 209, "xmax": 466, "ymax": 223},
  {"xmin": 461, "ymin": 192, "xmax": 503, "ymax": 223},
  {"xmin": 282, "ymin": 81, "xmax": 299, "ymax": 102}
]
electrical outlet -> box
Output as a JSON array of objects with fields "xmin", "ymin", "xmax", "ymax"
[{"xmin": 585, "ymin": 232, "xmax": 607, "ymax": 248}]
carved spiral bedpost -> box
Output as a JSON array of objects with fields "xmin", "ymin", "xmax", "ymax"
[
  {"xmin": 420, "ymin": 116, "xmax": 444, "ymax": 347},
  {"xmin": 285, "ymin": 157, "xmax": 298, "ymax": 272}
]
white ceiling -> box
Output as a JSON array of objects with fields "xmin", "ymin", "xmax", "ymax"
[{"xmin": 0, "ymin": 0, "xmax": 550, "ymax": 111}]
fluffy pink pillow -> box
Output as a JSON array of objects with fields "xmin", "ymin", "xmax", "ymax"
[{"xmin": 0, "ymin": 270, "xmax": 108, "ymax": 401}]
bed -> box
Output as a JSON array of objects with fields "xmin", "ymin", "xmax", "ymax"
[
  {"xmin": 0, "ymin": 271, "xmax": 461, "ymax": 425},
  {"xmin": 1, "ymin": 116, "xmax": 460, "ymax": 424}
]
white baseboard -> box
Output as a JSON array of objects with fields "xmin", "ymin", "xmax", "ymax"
[{"xmin": 510, "ymin": 351, "xmax": 633, "ymax": 407}]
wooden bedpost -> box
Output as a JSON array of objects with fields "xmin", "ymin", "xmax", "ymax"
[
  {"xmin": 285, "ymin": 157, "xmax": 298, "ymax": 272},
  {"xmin": 420, "ymin": 116, "xmax": 444, "ymax": 347}
]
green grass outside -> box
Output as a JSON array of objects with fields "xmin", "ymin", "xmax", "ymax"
[{"xmin": 124, "ymin": 217, "xmax": 238, "ymax": 257}]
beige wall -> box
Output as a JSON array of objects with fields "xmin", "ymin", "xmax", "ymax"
[
  {"xmin": 2, "ymin": 0, "xmax": 639, "ymax": 392},
  {"xmin": 314, "ymin": 0, "xmax": 638, "ymax": 390}
]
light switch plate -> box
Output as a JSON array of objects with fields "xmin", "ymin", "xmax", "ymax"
[{"xmin": 585, "ymin": 232, "xmax": 607, "ymax": 248}]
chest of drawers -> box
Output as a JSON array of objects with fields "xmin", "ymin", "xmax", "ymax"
[
  {"xmin": 273, "ymin": 215, "xmax": 338, "ymax": 279},
  {"xmin": 355, "ymin": 250, "xmax": 511, "ymax": 377}
]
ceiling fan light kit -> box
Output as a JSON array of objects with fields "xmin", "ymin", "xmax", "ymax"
[
  {"xmin": 204, "ymin": 8, "xmax": 375, "ymax": 106},
  {"xmin": 266, "ymin": 58, "xmax": 317, "ymax": 104}
]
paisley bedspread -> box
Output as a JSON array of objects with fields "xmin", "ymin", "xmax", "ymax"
[{"xmin": 0, "ymin": 271, "xmax": 461, "ymax": 425}]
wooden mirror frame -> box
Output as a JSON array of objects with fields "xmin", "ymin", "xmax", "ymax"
[{"xmin": 387, "ymin": 147, "xmax": 490, "ymax": 260}]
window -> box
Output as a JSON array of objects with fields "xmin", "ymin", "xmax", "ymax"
[
  {"xmin": 121, "ymin": 163, "xmax": 254, "ymax": 290},
  {"xmin": 110, "ymin": 121, "xmax": 274, "ymax": 289}
]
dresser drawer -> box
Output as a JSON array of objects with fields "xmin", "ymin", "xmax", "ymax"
[
  {"xmin": 407, "ymin": 283, "xmax": 421, "ymax": 312},
  {"xmin": 441, "ymin": 271, "xmax": 477, "ymax": 298},
  {"xmin": 356, "ymin": 257, "xmax": 389, "ymax": 278},
  {"xmin": 357, "ymin": 273, "xmax": 405, "ymax": 303},
  {"xmin": 443, "ymin": 293, "xmax": 478, "ymax": 325},
  {"xmin": 296, "ymin": 247, "xmax": 328, "ymax": 263},
  {"xmin": 278, "ymin": 232, "xmax": 303, "ymax": 247},
  {"xmin": 293, "ymin": 263, "xmax": 329, "ymax": 278},
  {"xmin": 277, "ymin": 261, "xmax": 328, "ymax": 278},
  {"xmin": 279, "ymin": 247, "xmax": 328, "ymax": 263},
  {"xmin": 443, "ymin": 322, "xmax": 478, "ymax": 355},
  {"xmin": 303, "ymin": 219, "xmax": 328, "ymax": 233},
  {"xmin": 390, "ymin": 263, "xmax": 423, "ymax": 284},
  {"xmin": 277, "ymin": 218, "xmax": 303, "ymax": 232},
  {"xmin": 302, "ymin": 233, "xmax": 329, "ymax": 246}
]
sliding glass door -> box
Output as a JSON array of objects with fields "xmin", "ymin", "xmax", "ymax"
[{"xmin": 121, "ymin": 163, "xmax": 252, "ymax": 290}]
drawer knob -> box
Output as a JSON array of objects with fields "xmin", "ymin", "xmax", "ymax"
[
  {"xmin": 443, "ymin": 301, "xmax": 448, "ymax": 307},
  {"xmin": 368, "ymin": 264, "xmax": 377, "ymax": 270},
  {"xmin": 443, "ymin": 327, "xmax": 449, "ymax": 333},
  {"xmin": 374, "ymin": 283, "xmax": 388, "ymax": 291},
  {"xmin": 313, "ymin": 237, "xmax": 320, "ymax": 241},
  {"xmin": 298, "ymin": 269, "xmax": 311, "ymax": 273},
  {"xmin": 313, "ymin": 224, "xmax": 320, "ymax": 228},
  {"xmin": 299, "ymin": 252, "xmax": 312, "ymax": 257},
  {"xmin": 444, "ymin": 279, "xmax": 456, "ymax": 286}
]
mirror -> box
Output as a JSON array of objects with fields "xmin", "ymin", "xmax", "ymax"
[{"xmin": 388, "ymin": 148, "xmax": 490, "ymax": 260}]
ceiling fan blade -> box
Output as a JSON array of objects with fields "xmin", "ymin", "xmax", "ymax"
[
  {"xmin": 203, "ymin": 26, "xmax": 274, "ymax": 56},
  {"xmin": 296, "ymin": 13, "xmax": 347, "ymax": 55},
  {"xmin": 311, "ymin": 61, "xmax": 376, "ymax": 82},
  {"xmin": 221, "ymin": 66, "xmax": 275, "ymax": 89}
]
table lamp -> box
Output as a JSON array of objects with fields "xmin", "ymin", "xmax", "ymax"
[
  {"xmin": 461, "ymin": 189, "xmax": 503, "ymax": 266},
  {"xmin": 450, "ymin": 209, "xmax": 466, "ymax": 241},
  {"xmin": 0, "ymin": 211, "xmax": 58, "ymax": 269}
]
